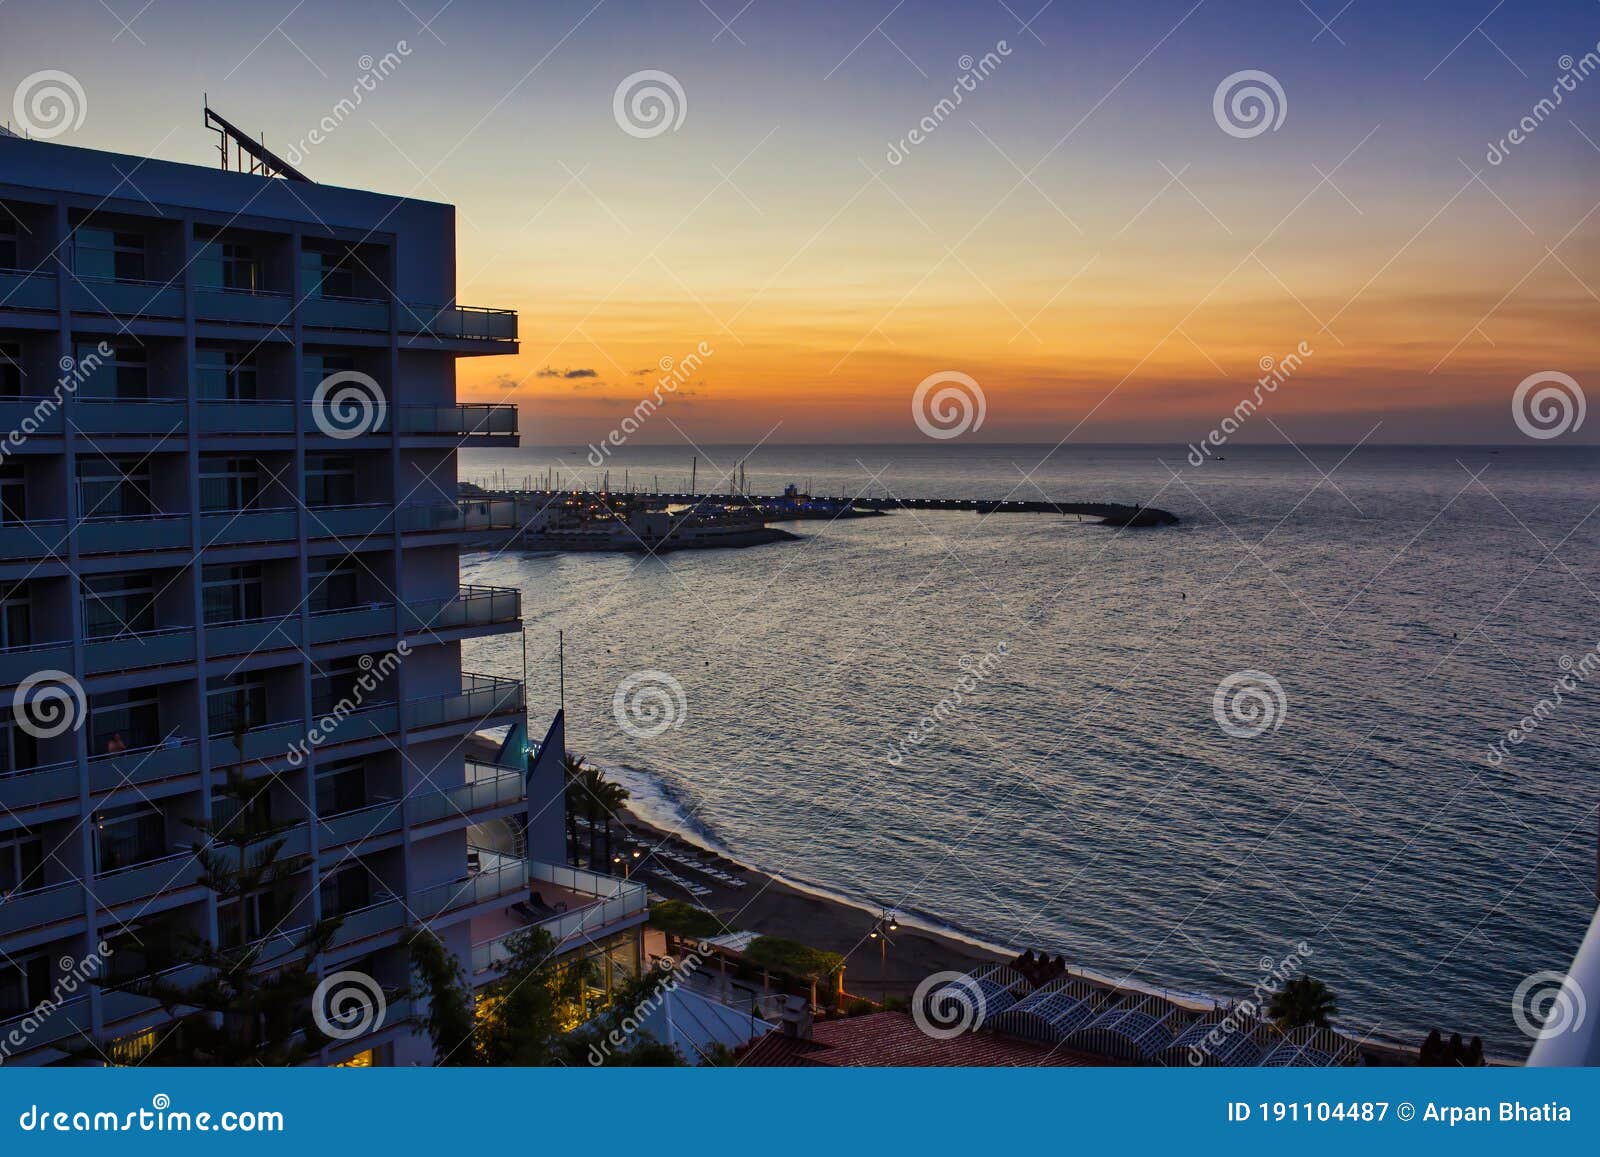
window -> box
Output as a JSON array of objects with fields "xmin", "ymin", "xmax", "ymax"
[
  {"xmin": 0, "ymin": 341, "xmax": 20, "ymax": 397},
  {"xmin": 218, "ymin": 887, "xmax": 286, "ymax": 948},
  {"xmin": 0, "ymin": 952, "xmax": 51, "ymax": 1019},
  {"xmin": 311, "ymin": 656, "xmax": 371, "ymax": 716},
  {"xmin": 319, "ymin": 864, "xmax": 372, "ymax": 918},
  {"xmin": 0, "ymin": 582, "xmax": 32, "ymax": 650},
  {"xmin": 202, "ymin": 563, "xmax": 263, "ymax": 625},
  {"xmin": 82, "ymin": 573, "xmax": 157, "ymax": 638},
  {"xmin": 300, "ymin": 248, "xmax": 358, "ymax": 299},
  {"xmin": 195, "ymin": 348, "xmax": 258, "ymax": 401},
  {"xmin": 77, "ymin": 342, "xmax": 147, "ymax": 399},
  {"xmin": 207, "ymin": 672, "xmax": 266, "ymax": 738},
  {"xmin": 307, "ymin": 556, "xmax": 360, "ymax": 612},
  {"xmin": 0, "ymin": 222, "xmax": 18, "ymax": 270},
  {"xmin": 0, "ymin": 828, "xmax": 44, "ymax": 896},
  {"xmin": 315, "ymin": 759, "xmax": 367, "ymax": 817},
  {"xmin": 0, "ymin": 464, "xmax": 25, "ymax": 523},
  {"xmin": 196, "ymin": 239, "xmax": 259, "ymax": 292},
  {"xmin": 199, "ymin": 456, "xmax": 263, "ymax": 512},
  {"xmin": 304, "ymin": 453, "xmax": 357, "ymax": 507},
  {"xmin": 94, "ymin": 802, "xmax": 166, "ymax": 872},
  {"xmin": 77, "ymin": 457, "xmax": 155, "ymax": 519},
  {"xmin": 73, "ymin": 226, "xmax": 147, "ymax": 281},
  {"xmin": 90, "ymin": 687, "xmax": 161, "ymax": 753},
  {"xmin": 0, "ymin": 718, "xmax": 40, "ymax": 777}
]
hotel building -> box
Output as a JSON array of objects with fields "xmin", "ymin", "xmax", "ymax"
[{"xmin": 0, "ymin": 133, "xmax": 646, "ymax": 1066}]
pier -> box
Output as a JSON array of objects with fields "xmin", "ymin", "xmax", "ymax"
[{"xmin": 465, "ymin": 486, "xmax": 1179, "ymax": 527}]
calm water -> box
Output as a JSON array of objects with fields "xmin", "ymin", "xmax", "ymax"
[{"xmin": 460, "ymin": 443, "xmax": 1600, "ymax": 1057}]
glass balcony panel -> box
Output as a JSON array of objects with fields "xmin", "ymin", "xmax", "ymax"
[
  {"xmin": 205, "ymin": 614, "xmax": 302, "ymax": 658},
  {"xmin": 83, "ymin": 626, "xmax": 196, "ymax": 673},
  {"xmin": 75, "ymin": 400, "xmax": 189, "ymax": 436},
  {"xmin": 328, "ymin": 897, "xmax": 403, "ymax": 948},
  {"xmin": 68, "ymin": 277, "xmax": 183, "ymax": 319},
  {"xmin": 94, "ymin": 851, "xmax": 203, "ymax": 908},
  {"xmin": 0, "ymin": 521, "xmax": 67, "ymax": 559},
  {"xmin": 195, "ymin": 287, "xmax": 293, "ymax": 326},
  {"xmin": 412, "ymin": 853, "xmax": 528, "ymax": 920},
  {"xmin": 396, "ymin": 403, "xmax": 518, "ymax": 437},
  {"xmin": 88, "ymin": 739, "xmax": 199, "ymax": 793},
  {"xmin": 401, "ymin": 586, "xmax": 519, "ymax": 635},
  {"xmin": 0, "ymin": 759, "xmax": 78, "ymax": 811},
  {"xmin": 0, "ymin": 641, "xmax": 74, "ymax": 687},
  {"xmin": 0, "ymin": 396, "xmax": 65, "ymax": 436},
  {"xmin": 404, "ymin": 674, "xmax": 524, "ymax": 733},
  {"xmin": 302, "ymin": 297, "xmax": 388, "ymax": 332},
  {"xmin": 304, "ymin": 504, "xmax": 392, "ymax": 539},
  {"xmin": 0, "ymin": 879, "xmax": 82, "ymax": 932},
  {"xmin": 308, "ymin": 604, "xmax": 396, "ymax": 644},
  {"xmin": 0, "ymin": 267, "xmax": 58, "ymax": 311},
  {"xmin": 318, "ymin": 801, "xmax": 403, "ymax": 848},
  {"xmin": 210, "ymin": 720, "xmax": 307, "ymax": 765},
  {"xmin": 0, "ymin": 994, "xmax": 91, "ymax": 1053},
  {"xmin": 198, "ymin": 401, "xmax": 296, "ymax": 435},
  {"xmin": 200, "ymin": 507, "xmax": 297, "ymax": 547},
  {"xmin": 412, "ymin": 771, "xmax": 525, "ymax": 826},
  {"xmin": 397, "ymin": 303, "xmax": 517, "ymax": 342},
  {"xmin": 79, "ymin": 514, "xmax": 189, "ymax": 555}
]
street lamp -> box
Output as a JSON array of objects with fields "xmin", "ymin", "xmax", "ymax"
[
  {"xmin": 870, "ymin": 910, "xmax": 899, "ymax": 1006},
  {"xmin": 612, "ymin": 849, "xmax": 641, "ymax": 879}
]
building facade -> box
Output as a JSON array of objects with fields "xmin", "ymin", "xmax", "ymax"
[{"xmin": 0, "ymin": 135, "xmax": 645, "ymax": 1066}]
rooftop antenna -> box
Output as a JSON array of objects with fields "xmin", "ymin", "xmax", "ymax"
[{"xmin": 204, "ymin": 98, "xmax": 313, "ymax": 182}]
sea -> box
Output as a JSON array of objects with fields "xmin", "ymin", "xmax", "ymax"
[{"xmin": 457, "ymin": 442, "xmax": 1600, "ymax": 1058}]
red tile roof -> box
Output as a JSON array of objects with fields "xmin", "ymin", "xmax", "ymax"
[{"xmin": 740, "ymin": 1012, "xmax": 1094, "ymax": 1067}]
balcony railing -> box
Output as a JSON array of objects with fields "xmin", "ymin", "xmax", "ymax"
[
  {"xmin": 329, "ymin": 896, "xmax": 405, "ymax": 949},
  {"xmin": 405, "ymin": 673, "xmax": 524, "ymax": 732},
  {"xmin": 197, "ymin": 399, "xmax": 297, "ymax": 435},
  {"xmin": 402, "ymin": 585, "xmax": 520, "ymax": 637},
  {"xmin": 88, "ymin": 738, "xmax": 199, "ymax": 793},
  {"xmin": 0, "ymin": 758, "xmax": 78, "ymax": 812},
  {"xmin": 75, "ymin": 398, "xmax": 190, "ymax": 436},
  {"xmin": 412, "ymin": 770, "xmax": 525, "ymax": 826},
  {"xmin": 83, "ymin": 624, "xmax": 196, "ymax": 673},
  {"xmin": 0, "ymin": 994, "xmax": 92, "ymax": 1055},
  {"xmin": 412, "ymin": 851, "xmax": 530, "ymax": 920},
  {"xmin": 79, "ymin": 512, "xmax": 189, "ymax": 555},
  {"xmin": 67, "ymin": 274, "xmax": 183, "ymax": 319},
  {"xmin": 0, "ymin": 266, "xmax": 58, "ymax": 311},
  {"xmin": 318, "ymin": 800, "xmax": 404, "ymax": 849},
  {"xmin": 398, "ymin": 303, "xmax": 517, "ymax": 343},
  {"xmin": 470, "ymin": 863, "xmax": 648, "ymax": 975},
  {"xmin": 0, "ymin": 396, "xmax": 65, "ymax": 436},
  {"xmin": 397, "ymin": 403, "xmax": 518, "ymax": 437},
  {"xmin": 195, "ymin": 285, "xmax": 294, "ymax": 327},
  {"xmin": 0, "ymin": 638, "xmax": 74, "ymax": 687},
  {"xmin": 0, "ymin": 876, "xmax": 84, "ymax": 935},
  {"xmin": 93, "ymin": 850, "xmax": 204, "ymax": 909}
]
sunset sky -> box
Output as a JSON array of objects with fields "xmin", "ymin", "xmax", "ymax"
[{"xmin": 4, "ymin": 0, "xmax": 1597, "ymax": 443}]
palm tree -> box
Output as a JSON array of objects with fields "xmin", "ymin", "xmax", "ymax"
[
  {"xmin": 561, "ymin": 752, "xmax": 585, "ymax": 863},
  {"xmin": 1268, "ymin": 974, "xmax": 1338, "ymax": 1029},
  {"xmin": 560, "ymin": 753, "xmax": 629, "ymax": 868}
]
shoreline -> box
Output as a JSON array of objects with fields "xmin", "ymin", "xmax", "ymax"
[{"xmin": 609, "ymin": 801, "xmax": 1423, "ymax": 1066}]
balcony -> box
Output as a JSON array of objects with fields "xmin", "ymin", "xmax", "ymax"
[
  {"xmin": 201, "ymin": 506, "xmax": 297, "ymax": 547},
  {"xmin": 398, "ymin": 498, "xmax": 521, "ymax": 537},
  {"xmin": 78, "ymin": 513, "xmax": 189, "ymax": 555},
  {"xmin": 412, "ymin": 768, "xmax": 525, "ymax": 826},
  {"xmin": 0, "ymin": 396, "xmax": 65, "ymax": 438},
  {"xmin": 401, "ymin": 585, "xmax": 520, "ymax": 638},
  {"xmin": 195, "ymin": 286, "xmax": 293, "ymax": 327},
  {"xmin": 405, "ymin": 673, "xmax": 524, "ymax": 733},
  {"xmin": 83, "ymin": 625, "xmax": 196, "ymax": 673},
  {"xmin": 470, "ymin": 862, "xmax": 648, "ymax": 975},
  {"xmin": 94, "ymin": 850, "xmax": 205, "ymax": 909},
  {"xmin": 0, "ymin": 878, "xmax": 84, "ymax": 936},
  {"xmin": 398, "ymin": 302, "xmax": 517, "ymax": 343},
  {"xmin": 302, "ymin": 295, "xmax": 387, "ymax": 333},
  {"xmin": 309, "ymin": 602, "xmax": 396, "ymax": 644},
  {"xmin": 0, "ymin": 519, "xmax": 67, "ymax": 562},
  {"xmin": 211, "ymin": 719, "xmax": 312, "ymax": 766},
  {"xmin": 75, "ymin": 398, "xmax": 189, "ymax": 437},
  {"xmin": 0, "ymin": 760, "xmax": 78, "ymax": 813},
  {"xmin": 317, "ymin": 801, "xmax": 404, "ymax": 849},
  {"xmin": 67, "ymin": 275, "xmax": 183, "ymax": 320},
  {"xmin": 206, "ymin": 613, "xmax": 302, "ymax": 658},
  {"xmin": 328, "ymin": 896, "xmax": 405, "ymax": 950},
  {"xmin": 397, "ymin": 403, "xmax": 518, "ymax": 440},
  {"xmin": 0, "ymin": 266, "xmax": 58, "ymax": 312},
  {"xmin": 0, "ymin": 995, "xmax": 91, "ymax": 1056},
  {"xmin": 0, "ymin": 639, "xmax": 74, "ymax": 687},
  {"xmin": 88, "ymin": 739, "xmax": 199, "ymax": 794},
  {"xmin": 413, "ymin": 848, "xmax": 530, "ymax": 920},
  {"xmin": 305, "ymin": 503, "xmax": 392, "ymax": 540},
  {"xmin": 198, "ymin": 400, "xmax": 296, "ymax": 436}
]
